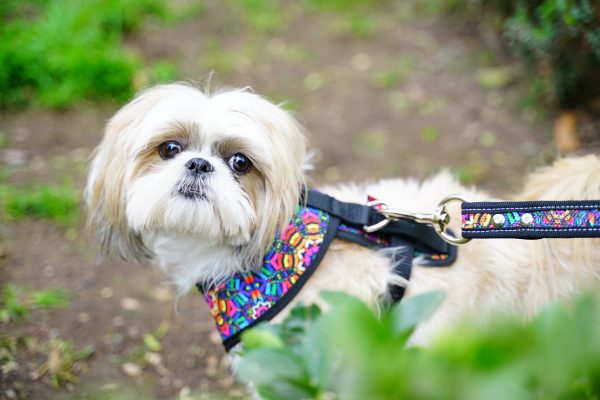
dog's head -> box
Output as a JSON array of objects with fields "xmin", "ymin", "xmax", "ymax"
[{"xmin": 86, "ymin": 83, "xmax": 307, "ymax": 272}]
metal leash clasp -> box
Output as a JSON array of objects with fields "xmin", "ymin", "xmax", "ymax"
[{"xmin": 364, "ymin": 194, "xmax": 472, "ymax": 245}]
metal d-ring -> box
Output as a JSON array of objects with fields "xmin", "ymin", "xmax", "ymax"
[
  {"xmin": 363, "ymin": 199, "xmax": 392, "ymax": 232},
  {"xmin": 434, "ymin": 194, "xmax": 472, "ymax": 245},
  {"xmin": 364, "ymin": 194, "xmax": 472, "ymax": 245}
]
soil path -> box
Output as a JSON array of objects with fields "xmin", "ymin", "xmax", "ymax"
[{"xmin": 1, "ymin": 2, "xmax": 559, "ymax": 399}]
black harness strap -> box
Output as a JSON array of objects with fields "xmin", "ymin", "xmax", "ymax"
[
  {"xmin": 305, "ymin": 190, "xmax": 457, "ymax": 302},
  {"xmin": 306, "ymin": 191, "xmax": 451, "ymax": 254}
]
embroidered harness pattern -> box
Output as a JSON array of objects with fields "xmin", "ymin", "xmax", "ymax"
[
  {"xmin": 338, "ymin": 224, "xmax": 391, "ymax": 246},
  {"xmin": 462, "ymin": 209, "xmax": 599, "ymax": 230},
  {"xmin": 203, "ymin": 207, "xmax": 329, "ymax": 342}
]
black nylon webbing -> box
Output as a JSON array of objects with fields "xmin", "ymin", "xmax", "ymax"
[{"xmin": 306, "ymin": 190, "xmax": 450, "ymax": 254}]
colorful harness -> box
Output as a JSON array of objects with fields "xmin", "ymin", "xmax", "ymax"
[{"xmin": 199, "ymin": 190, "xmax": 457, "ymax": 351}]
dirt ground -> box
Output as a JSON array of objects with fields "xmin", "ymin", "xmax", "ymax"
[{"xmin": 1, "ymin": 2, "xmax": 597, "ymax": 400}]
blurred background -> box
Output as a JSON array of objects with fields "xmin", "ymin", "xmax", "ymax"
[{"xmin": 0, "ymin": 0, "xmax": 598, "ymax": 398}]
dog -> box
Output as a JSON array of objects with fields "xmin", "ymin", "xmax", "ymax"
[{"xmin": 85, "ymin": 83, "xmax": 600, "ymax": 348}]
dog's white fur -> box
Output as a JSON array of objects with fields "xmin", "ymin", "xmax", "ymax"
[{"xmin": 86, "ymin": 83, "xmax": 600, "ymax": 344}]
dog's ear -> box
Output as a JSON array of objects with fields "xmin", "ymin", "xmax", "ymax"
[
  {"xmin": 85, "ymin": 90, "xmax": 161, "ymax": 262},
  {"xmin": 236, "ymin": 95, "xmax": 308, "ymax": 269}
]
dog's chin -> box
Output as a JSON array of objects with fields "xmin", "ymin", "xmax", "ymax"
[
  {"xmin": 177, "ymin": 191, "xmax": 207, "ymax": 200},
  {"xmin": 174, "ymin": 178, "xmax": 209, "ymax": 201}
]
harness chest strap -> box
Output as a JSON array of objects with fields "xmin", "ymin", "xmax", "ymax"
[{"xmin": 199, "ymin": 190, "xmax": 457, "ymax": 351}]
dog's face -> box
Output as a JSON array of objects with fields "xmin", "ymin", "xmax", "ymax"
[{"xmin": 86, "ymin": 84, "xmax": 307, "ymax": 269}]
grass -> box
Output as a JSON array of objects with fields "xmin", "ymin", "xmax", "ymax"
[
  {"xmin": 201, "ymin": 39, "xmax": 237, "ymax": 75},
  {"xmin": 0, "ymin": 182, "xmax": 80, "ymax": 226},
  {"xmin": 0, "ymin": 284, "xmax": 85, "ymax": 389},
  {"xmin": 0, "ymin": 0, "xmax": 179, "ymax": 109},
  {"xmin": 372, "ymin": 55, "xmax": 416, "ymax": 89},
  {"xmin": 0, "ymin": 285, "xmax": 71, "ymax": 323},
  {"xmin": 34, "ymin": 338, "xmax": 95, "ymax": 388},
  {"xmin": 307, "ymin": 0, "xmax": 389, "ymax": 39},
  {"xmin": 334, "ymin": 13, "xmax": 377, "ymax": 38},
  {"xmin": 0, "ymin": 130, "xmax": 7, "ymax": 149},
  {"xmin": 51, "ymin": 382, "xmax": 155, "ymax": 400},
  {"xmin": 0, "ymin": 285, "xmax": 29, "ymax": 322},
  {"xmin": 0, "ymin": 335, "xmax": 18, "ymax": 376},
  {"xmin": 308, "ymin": 0, "xmax": 389, "ymax": 11},
  {"xmin": 353, "ymin": 129, "xmax": 389, "ymax": 155},
  {"xmin": 421, "ymin": 126, "xmax": 440, "ymax": 143},
  {"xmin": 454, "ymin": 159, "xmax": 488, "ymax": 184},
  {"xmin": 237, "ymin": 0, "xmax": 286, "ymax": 33},
  {"xmin": 122, "ymin": 320, "xmax": 170, "ymax": 367}
]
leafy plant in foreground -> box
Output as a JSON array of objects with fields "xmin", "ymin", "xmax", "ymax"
[
  {"xmin": 238, "ymin": 291, "xmax": 600, "ymax": 400},
  {"xmin": 237, "ymin": 291, "xmax": 446, "ymax": 399}
]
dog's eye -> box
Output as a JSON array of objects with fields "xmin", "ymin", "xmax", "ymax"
[
  {"xmin": 158, "ymin": 141, "xmax": 183, "ymax": 160},
  {"xmin": 228, "ymin": 153, "xmax": 252, "ymax": 174}
]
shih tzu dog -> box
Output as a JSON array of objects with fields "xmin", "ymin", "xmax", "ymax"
[{"xmin": 86, "ymin": 83, "xmax": 600, "ymax": 348}]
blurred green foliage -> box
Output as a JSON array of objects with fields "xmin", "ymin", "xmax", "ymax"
[
  {"xmin": 0, "ymin": 0, "xmax": 176, "ymax": 109},
  {"xmin": 308, "ymin": 0, "xmax": 389, "ymax": 39},
  {"xmin": 31, "ymin": 288, "xmax": 70, "ymax": 309},
  {"xmin": 238, "ymin": 0, "xmax": 286, "ymax": 33},
  {"xmin": 0, "ymin": 285, "xmax": 30, "ymax": 322},
  {"xmin": 451, "ymin": 0, "xmax": 600, "ymax": 109},
  {"xmin": 308, "ymin": 0, "xmax": 387, "ymax": 11},
  {"xmin": 238, "ymin": 291, "xmax": 600, "ymax": 400},
  {"xmin": 38, "ymin": 338, "xmax": 95, "ymax": 388},
  {"xmin": 1, "ymin": 285, "xmax": 71, "ymax": 323},
  {"xmin": 0, "ymin": 182, "xmax": 79, "ymax": 225}
]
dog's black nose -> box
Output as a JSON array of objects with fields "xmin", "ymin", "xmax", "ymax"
[{"xmin": 185, "ymin": 158, "xmax": 214, "ymax": 174}]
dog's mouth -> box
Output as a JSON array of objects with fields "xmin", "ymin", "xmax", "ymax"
[{"xmin": 174, "ymin": 178, "xmax": 209, "ymax": 200}]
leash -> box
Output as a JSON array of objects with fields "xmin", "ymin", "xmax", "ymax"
[
  {"xmin": 366, "ymin": 196, "xmax": 600, "ymax": 243},
  {"xmin": 461, "ymin": 200, "xmax": 600, "ymax": 240}
]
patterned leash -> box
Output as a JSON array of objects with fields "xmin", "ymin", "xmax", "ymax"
[{"xmin": 365, "ymin": 195, "xmax": 600, "ymax": 244}]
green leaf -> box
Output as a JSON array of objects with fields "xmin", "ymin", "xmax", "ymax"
[
  {"xmin": 320, "ymin": 291, "xmax": 369, "ymax": 311},
  {"xmin": 391, "ymin": 291, "xmax": 445, "ymax": 335},
  {"xmin": 241, "ymin": 326, "xmax": 285, "ymax": 350},
  {"xmin": 255, "ymin": 382, "xmax": 315, "ymax": 400},
  {"xmin": 280, "ymin": 303, "xmax": 322, "ymax": 349},
  {"xmin": 31, "ymin": 288, "xmax": 70, "ymax": 308},
  {"xmin": 234, "ymin": 291, "xmax": 600, "ymax": 399},
  {"xmin": 236, "ymin": 348, "xmax": 307, "ymax": 386},
  {"xmin": 475, "ymin": 67, "xmax": 515, "ymax": 90},
  {"xmin": 0, "ymin": 285, "xmax": 29, "ymax": 322},
  {"xmin": 143, "ymin": 333, "xmax": 161, "ymax": 352},
  {"xmin": 72, "ymin": 344, "xmax": 96, "ymax": 361}
]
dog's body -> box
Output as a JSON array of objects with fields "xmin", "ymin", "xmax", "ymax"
[
  {"xmin": 296, "ymin": 157, "xmax": 600, "ymax": 343},
  {"xmin": 86, "ymin": 83, "xmax": 600, "ymax": 347}
]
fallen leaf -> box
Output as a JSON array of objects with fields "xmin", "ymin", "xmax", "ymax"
[
  {"xmin": 476, "ymin": 67, "xmax": 514, "ymax": 90},
  {"xmin": 554, "ymin": 111, "xmax": 580, "ymax": 154},
  {"xmin": 121, "ymin": 362, "xmax": 142, "ymax": 377}
]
